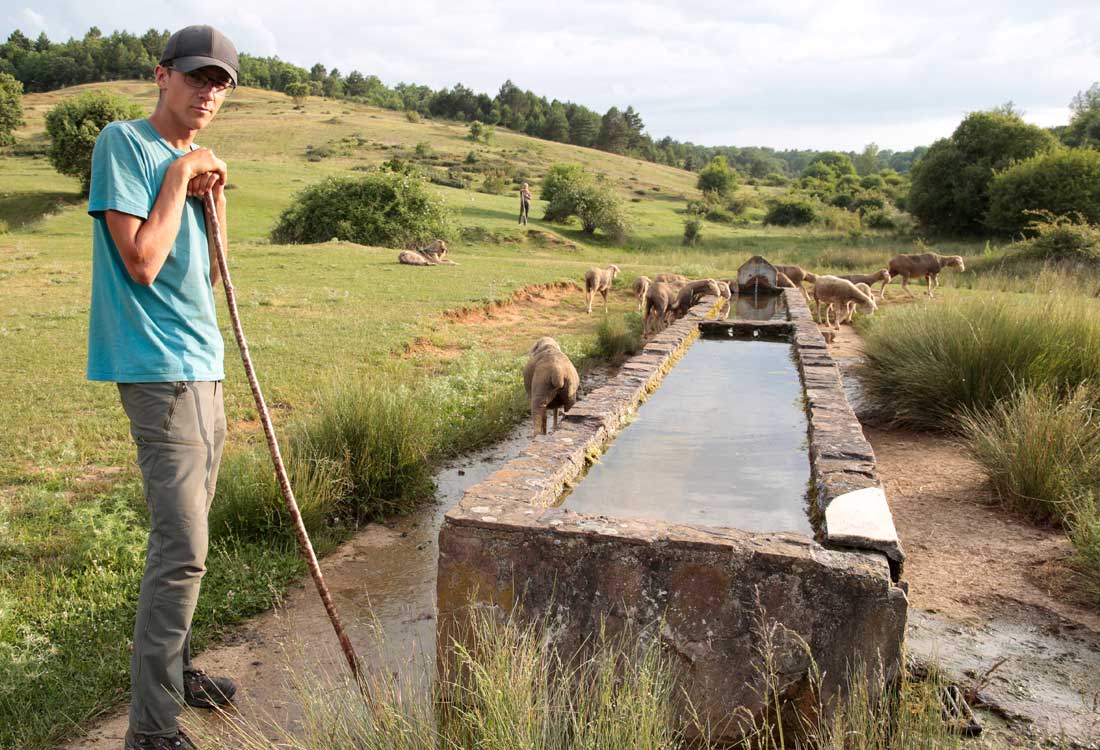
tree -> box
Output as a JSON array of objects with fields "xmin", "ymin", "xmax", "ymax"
[
  {"xmin": 853, "ymin": 143, "xmax": 881, "ymax": 176},
  {"xmin": 285, "ymin": 81, "xmax": 309, "ymax": 108},
  {"xmin": 45, "ymin": 89, "xmax": 144, "ymax": 194},
  {"xmin": 805, "ymin": 151, "xmax": 856, "ymax": 179},
  {"xmin": 322, "ymin": 69, "xmax": 344, "ymax": 98},
  {"xmin": 345, "ymin": 71, "xmax": 367, "ymax": 98},
  {"xmin": 543, "ymin": 101, "xmax": 570, "ymax": 142},
  {"xmin": 0, "ymin": 72, "xmax": 24, "ymax": 146},
  {"xmin": 908, "ymin": 110, "xmax": 1057, "ymax": 234},
  {"xmin": 1065, "ymin": 82, "xmax": 1100, "ymax": 149},
  {"xmin": 467, "ymin": 120, "xmax": 483, "ymax": 141},
  {"xmin": 986, "ymin": 148, "xmax": 1100, "ymax": 234},
  {"xmin": 596, "ymin": 107, "xmax": 629, "ymax": 154},
  {"xmin": 309, "ymin": 63, "xmax": 327, "ymax": 82},
  {"xmin": 696, "ymin": 155, "xmax": 738, "ymax": 198}
]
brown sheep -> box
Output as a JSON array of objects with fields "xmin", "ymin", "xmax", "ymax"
[
  {"xmin": 775, "ymin": 271, "xmax": 796, "ymax": 288},
  {"xmin": 716, "ymin": 280, "xmax": 732, "ymax": 299},
  {"xmin": 670, "ymin": 278, "xmax": 721, "ymax": 319},
  {"xmin": 584, "ymin": 264, "xmax": 620, "ymax": 314},
  {"xmin": 838, "ymin": 269, "xmax": 891, "ymax": 298},
  {"xmin": 522, "ymin": 337, "xmax": 580, "ymax": 437},
  {"xmin": 632, "ymin": 275, "xmax": 651, "ymax": 313},
  {"xmin": 398, "ymin": 250, "xmax": 434, "ymax": 266},
  {"xmin": 886, "ymin": 253, "xmax": 965, "ymax": 298},
  {"xmin": 812, "ymin": 275, "xmax": 876, "ymax": 329},
  {"xmin": 653, "ymin": 272, "xmax": 686, "ymax": 285},
  {"xmin": 643, "ymin": 281, "xmax": 678, "ymax": 336},
  {"xmin": 775, "ymin": 264, "xmax": 816, "ymax": 303}
]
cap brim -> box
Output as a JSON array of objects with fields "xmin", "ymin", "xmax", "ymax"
[{"xmin": 168, "ymin": 56, "xmax": 238, "ymax": 86}]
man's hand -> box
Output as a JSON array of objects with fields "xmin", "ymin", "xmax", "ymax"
[{"xmin": 178, "ymin": 147, "xmax": 228, "ymax": 189}]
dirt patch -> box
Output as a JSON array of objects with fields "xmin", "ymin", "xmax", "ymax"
[
  {"xmin": 400, "ymin": 337, "xmax": 465, "ymax": 361},
  {"xmin": 441, "ymin": 281, "xmax": 579, "ymax": 325}
]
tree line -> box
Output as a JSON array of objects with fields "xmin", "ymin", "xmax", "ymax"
[{"xmin": 0, "ymin": 26, "xmax": 924, "ymax": 177}]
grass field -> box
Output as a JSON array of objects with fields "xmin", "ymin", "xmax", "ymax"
[{"xmin": 0, "ymin": 79, "xmax": 1077, "ymax": 748}]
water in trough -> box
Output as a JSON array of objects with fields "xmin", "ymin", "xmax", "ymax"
[{"xmin": 560, "ymin": 337, "xmax": 812, "ymax": 534}]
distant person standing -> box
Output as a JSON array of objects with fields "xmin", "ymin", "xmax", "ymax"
[
  {"xmin": 519, "ymin": 181, "xmax": 532, "ymax": 225},
  {"xmin": 86, "ymin": 24, "xmax": 240, "ymax": 750}
]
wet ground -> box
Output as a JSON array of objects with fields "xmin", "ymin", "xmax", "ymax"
[{"xmin": 561, "ymin": 338, "xmax": 812, "ymax": 534}]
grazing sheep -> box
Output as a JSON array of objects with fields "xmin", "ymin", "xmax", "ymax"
[
  {"xmin": 838, "ymin": 269, "xmax": 891, "ymax": 298},
  {"xmin": 653, "ymin": 272, "xmax": 686, "ymax": 285},
  {"xmin": 632, "ymin": 275, "xmax": 651, "ymax": 313},
  {"xmin": 584, "ymin": 264, "xmax": 620, "ymax": 314},
  {"xmin": 522, "ymin": 337, "xmax": 580, "ymax": 437},
  {"xmin": 812, "ymin": 275, "xmax": 876, "ymax": 329},
  {"xmin": 886, "ymin": 253, "xmax": 965, "ymax": 298},
  {"xmin": 841, "ymin": 282, "xmax": 878, "ymax": 324},
  {"xmin": 775, "ymin": 264, "xmax": 816, "ymax": 303},
  {"xmin": 643, "ymin": 281, "xmax": 678, "ymax": 336},
  {"xmin": 670, "ymin": 278, "xmax": 721, "ymax": 319}
]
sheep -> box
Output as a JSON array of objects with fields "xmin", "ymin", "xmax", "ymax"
[
  {"xmin": 886, "ymin": 253, "xmax": 965, "ymax": 298},
  {"xmin": 838, "ymin": 269, "xmax": 891, "ymax": 299},
  {"xmin": 632, "ymin": 275, "xmax": 651, "ymax": 313},
  {"xmin": 398, "ymin": 239, "xmax": 457, "ymax": 266},
  {"xmin": 841, "ymin": 282, "xmax": 878, "ymax": 324},
  {"xmin": 775, "ymin": 272, "xmax": 796, "ymax": 288},
  {"xmin": 653, "ymin": 272, "xmax": 686, "ymax": 285},
  {"xmin": 669, "ymin": 278, "xmax": 721, "ymax": 319},
  {"xmin": 775, "ymin": 264, "xmax": 816, "ymax": 303},
  {"xmin": 584, "ymin": 264, "xmax": 620, "ymax": 314},
  {"xmin": 715, "ymin": 280, "xmax": 732, "ymax": 299},
  {"xmin": 811, "ymin": 275, "xmax": 876, "ymax": 329},
  {"xmin": 522, "ymin": 337, "xmax": 580, "ymax": 437},
  {"xmin": 643, "ymin": 281, "xmax": 678, "ymax": 336}
]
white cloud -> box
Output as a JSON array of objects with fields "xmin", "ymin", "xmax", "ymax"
[
  {"xmin": 18, "ymin": 8, "xmax": 47, "ymax": 32},
  {"xmin": 3, "ymin": 0, "xmax": 1098, "ymax": 150}
]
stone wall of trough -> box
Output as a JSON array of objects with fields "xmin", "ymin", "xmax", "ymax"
[{"xmin": 437, "ymin": 289, "xmax": 908, "ymax": 735}]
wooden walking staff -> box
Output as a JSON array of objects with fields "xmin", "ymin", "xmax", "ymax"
[{"xmin": 203, "ymin": 192, "xmax": 365, "ymax": 689}]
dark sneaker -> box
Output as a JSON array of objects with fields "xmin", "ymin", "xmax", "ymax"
[
  {"xmin": 124, "ymin": 728, "xmax": 197, "ymax": 749},
  {"xmin": 183, "ymin": 668, "xmax": 237, "ymax": 709}
]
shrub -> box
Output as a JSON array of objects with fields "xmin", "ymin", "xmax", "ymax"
[
  {"xmin": 986, "ymin": 148, "xmax": 1100, "ymax": 234},
  {"xmin": 863, "ymin": 210, "xmax": 896, "ymax": 230},
  {"xmin": 683, "ymin": 217, "xmax": 702, "ymax": 245},
  {"xmin": 45, "ymin": 89, "xmax": 144, "ymax": 195},
  {"xmin": 726, "ymin": 191, "xmax": 759, "ymax": 216},
  {"xmin": 540, "ymin": 163, "xmax": 585, "ymax": 208},
  {"xmin": 763, "ymin": 172, "xmax": 789, "ymax": 187},
  {"xmin": 468, "ymin": 120, "xmax": 483, "ymax": 141},
  {"xmin": 285, "ymin": 81, "xmax": 309, "ymax": 107},
  {"xmin": 542, "ymin": 165, "xmax": 630, "ymax": 242},
  {"xmin": 961, "ymin": 385, "xmax": 1100, "ymax": 524},
  {"xmin": 270, "ymin": 172, "xmax": 452, "ymax": 247},
  {"xmin": 909, "ymin": 111, "xmax": 1057, "ymax": 235},
  {"xmin": 696, "ymin": 155, "xmax": 738, "ymax": 198},
  {"xmin": 404, "ymin": 109, "xmax": 420, "ymax": 123},
  {"xmin": 414, "ymin": 141, "xmax": 432, "ymax": 158},
  {"xmin": 594, "ymin": 312, "xmax": 643, "ymax": 361},
  {"xmin": 0, "ymin": 72, "xmax": 23, "ymax": 147},
  {"xmin": 479, "ymin": 170, "xmax": 510, "ymax": 195},
  {"xmin": 859, "ymin": 296, "xmax": 1100, "ymax": 431},
  {"xmin": 705, "ymin": 206, "xmax": 734, "ymax": 224},
  {"xmin": 763, "ymin": 194, "xmax": 818, "ymax": 226},
  {"xmin": 818, "ymin": 205, "xmax": 862, "ymax": 232},
  {"xmin": 464, "ymin": 150, "xmax": 479, "ymax": 164},
  {"xmin": 1011, "ymin": 211, "xmax": 1100, "ymax": 264}
]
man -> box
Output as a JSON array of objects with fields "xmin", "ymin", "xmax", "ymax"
[{"xmin": 87, "ymin": 25, "xmax": 240, "ymax": 750}]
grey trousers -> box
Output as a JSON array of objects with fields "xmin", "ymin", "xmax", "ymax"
[{"xmin": 118, "ymin": 381, "xmax": 226, "ymax": 736}]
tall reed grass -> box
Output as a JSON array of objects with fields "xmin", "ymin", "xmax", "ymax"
[{"xmin": 858, "ymin": 296, "xmax": 1100, "ymax": 432}]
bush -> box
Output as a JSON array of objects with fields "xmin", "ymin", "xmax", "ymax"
[
  {"xmin": 909, "ymin": 111, "xmax": 1057, "ymax": 235},
  {"xmin": 270, "ymin": 172, "xmax": 452, "ymax": 247},
  {"xmin": 0, "ymin": 72, "xmax": 23, "ymax": 147},
  {"xmin": 479, "ymin": 170, "xmax": 510, "ymax": 195},
  {"xmin": 540, "ymin": 163, "xmax": 585, "ymax": 207},
  {"xmin": 863, "ymin": 210, "xmax": 896, "ymax": 230},
  {"xmin": 542, "ymin": 165, "xmax": 630, "ymax": 242},
  {"xmin": 726, "ymin": 191, "xmax": 759, "ymax": 216},
  {"xmin": 464, "ymin": 150, "xmax": 479, "ymax": 164},
  {"xmin": 285, "ymin": 81, "xmax": 309, "ymax": 107},
  {"xmin": 1011, "ymin": 212, "xmax": 1100, "ymax": 264},
  {"xmin": 45, "ymin": 89, "xmax": 144, "ymax": 195},
  {"xmin": 683, "ymin": 217, "xmax": 702, "ymax": 245},
  {"xmin": 414, "ymin": 141, "xmax": 432, "ymax": 158},
  {"xmin": 986, "ymin": 149, "xmax": 1100, "ymax": 235},
  {"xmin": 763, "ymin": 194, "xmax": 819, "ymax": 226},
  {"xmin": 859, "ymin": 296, "xmax": 1100, "ymax": 431},
  {"xmin": 705, "ymin": 206, "xmax": 734, "ymax": 224},
  {"xmin": 961, "ymin": 385, "xmax": 1100, "ymax": 524},
  {"xmin": 696, "ymin": 155, "xmax": 738, "ymax": 198},
  {"xmin": 594, "ymin": 312, "xmax": 643, "ymax": 361},
  {"xmin": 404, "ymin": 109, "xmax": 421, "ymax": 123}
]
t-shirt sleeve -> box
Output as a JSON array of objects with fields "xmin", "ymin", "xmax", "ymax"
[{"xmin": 87, "ymin": 123, "xmax": 153, "ymax": 220}]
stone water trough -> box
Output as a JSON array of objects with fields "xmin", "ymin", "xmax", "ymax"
[{"xmin": 436, "ymin": 272, "xmax": 907, "ymax": 736}]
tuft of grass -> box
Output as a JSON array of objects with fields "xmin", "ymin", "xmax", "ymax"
[
  {"xmin": 858, "ymin": 296, "xmax": 1100, "ymax": 431},
  {"xmin": 593, "ymin": 311, "xmax": 644, "ymax": 362}
]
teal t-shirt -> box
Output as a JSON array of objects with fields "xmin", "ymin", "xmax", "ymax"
[{"xmin": 86, "ymin": 118, "xmax": 224, "ymax": 383}]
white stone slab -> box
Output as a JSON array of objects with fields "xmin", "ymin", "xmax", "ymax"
[{"xmin": 825, "ymin": 486, "xmax": 902, "ymax": 561}]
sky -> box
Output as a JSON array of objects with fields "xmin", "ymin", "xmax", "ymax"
[{"xmin": 3, "ymin": 0, "xmax": 1099, "ymax": 152}]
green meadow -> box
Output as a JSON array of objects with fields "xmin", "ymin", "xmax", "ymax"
[{"xmin": 3, "ymin": 81, "xmax": 1095, "ymax": 748}]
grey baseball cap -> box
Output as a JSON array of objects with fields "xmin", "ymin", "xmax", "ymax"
[{"xmin": 160, "ymin": 25, "xmax": 239, "ymax": 86}]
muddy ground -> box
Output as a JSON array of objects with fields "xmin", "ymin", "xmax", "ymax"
[{"xmin": 64, "ymin": 318, "xmax": 1100, "ymax": 749}]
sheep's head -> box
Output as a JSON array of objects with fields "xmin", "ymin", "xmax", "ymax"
[
  {"xmin": 609, "ymin": 264, "xmax": 621, "ymax": 279},
  {"xmin": 717, "ymin": 281, "xmax": 732, "ymax": 298},
  {"xmin": 704, "ymin": 279, "xmax": 721, "ymax": 297},
  {"xmin": 879, "ymin": 268, "xmax": 891, "ymax": 282},
  {"xmin": 947, "ymin": 255, "xmax": 965, "ymax": 271}
]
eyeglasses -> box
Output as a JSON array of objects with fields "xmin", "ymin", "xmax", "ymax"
[{"xmin": 167, "ymin": 66, "xmax": 236, "ymax": 94}]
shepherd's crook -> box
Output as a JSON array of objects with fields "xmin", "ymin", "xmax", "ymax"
[{"xmin": 204, "ymin": 191, "xmax": 365, "ymax": 688}]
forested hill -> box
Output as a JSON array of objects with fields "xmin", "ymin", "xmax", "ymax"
[{"xmin": 0, "ymin": 26, "xmax": 926, "ymax": 177}]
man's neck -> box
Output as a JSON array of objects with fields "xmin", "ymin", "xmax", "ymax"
[{"xmin": 147, "ymin": 107, "xmax": 198, "ymax": 150}]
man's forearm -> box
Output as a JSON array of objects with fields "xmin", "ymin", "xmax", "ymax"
[{"xmin": 130, "ymin": 163, "xmax": 192, "ymax": 284}]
